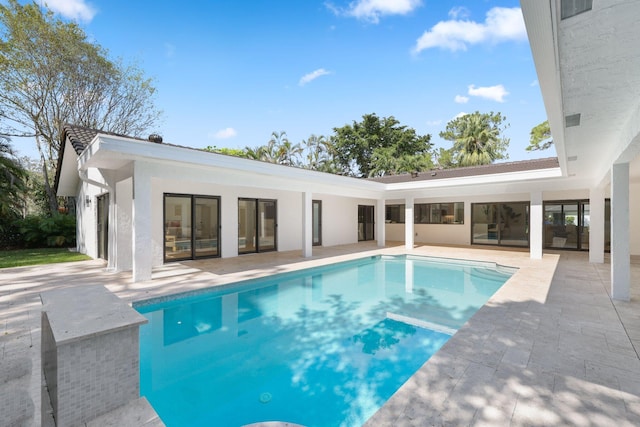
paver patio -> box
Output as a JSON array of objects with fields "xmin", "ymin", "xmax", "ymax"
[{"xmin": 1, "ymin": 243, "xmax": 639, "ymax": 426}]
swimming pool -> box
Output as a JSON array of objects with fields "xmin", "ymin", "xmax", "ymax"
[{"xmin": 135, "ymin": 255, "xmax": 515, "ymax": 426}]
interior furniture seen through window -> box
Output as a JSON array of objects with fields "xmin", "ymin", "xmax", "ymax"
[
  {"xmin": 164, "ymin": 194, "xmax": 220, "ymax": 262},
  {"xmin": 385, "ymin": 204, "xmax": 405, "ymax": 224},
  {"xmin": 414, "ymin": 202, "xmax": 464, "ymax": 224}
]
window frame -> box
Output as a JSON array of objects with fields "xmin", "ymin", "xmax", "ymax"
[{"xmin": 414, "ymin": 202, "xmax": 464, "ymax": 225}]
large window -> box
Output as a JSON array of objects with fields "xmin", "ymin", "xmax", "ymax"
[
  {"xmin": 544, "ymin": 199, "xmax": 610, "ymax": 251},
  {"xmin": 385, "ymin": 204, "xmax": 405, "ymax": 224},
  {"xmin": 415, "ymin": 202, "xmax": 464, "ymax": 224},
  {"xmin": 238, "ymin": 198, "xmax": 277, "ymax": 254},
  {"xmin": 164, "ymin": 194, "xmax": 220, "ymax": 261},
  {"xmin": 471, "ymin": 202, "xmax": 529, "ymax": 247}
]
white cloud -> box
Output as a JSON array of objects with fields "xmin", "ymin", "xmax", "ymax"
[
  {"xmin": 164, "ymin": 43, "xmax": 176, "ymax": 59},
  {"xmin": 467, "ymin": 84, "xmax": 509, "ymax": 102},
  {"xmin": 44, "ymin": 0, "xmax": 97, "ymax": 22},
  {"xmin": 211, "ymin": 128, "xmax": 237, "ymax": 139},
  {"xmin": 448, "ymin": 6, "xmax": 470, "ymax": 20},
  {"xmin": 327, "ymin": 0, "xmax": 422, "ymax": 24},
  {"xmin": 413, "ymin": 7, "xmax": 526, "ymax": 54},
  {"xmin": 299, "ymin": 68, "xmax": 332, "ymax": 86},
  {"xmin": 530, "ymin": 79, "xmax": 539, "ymax": 87},
  {"xmin": 454, "ymin": 112, "xmax": 468, "ymax": 119},
  {"xmin": 454, "ymin": 95, "xmax": 469, "ymax": 104},
  {"xmin": 426, "ymin": 119, "xmax": 442, "ymax": 126}
]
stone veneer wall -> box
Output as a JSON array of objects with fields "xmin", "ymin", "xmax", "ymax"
[{"xmin": 41, "ymin": 285, "xmax": 148, "ymax": 426}]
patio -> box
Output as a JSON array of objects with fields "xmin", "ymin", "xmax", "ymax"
[{"xmin": 1, "ymin": 243, "xmax": 640, "ymax": 426}]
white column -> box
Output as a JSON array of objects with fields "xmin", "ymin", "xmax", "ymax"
[
  {"xmin": 377, "ymin": 198, "xmax": 386, "ymax": 247},
  {"xmin": 302, "ymin": 191, "xmax": 312, "ymax": 258},
  {"xmin": 106, "ymin": 177, "xmax": 117, "ymax": 272},
  {"xmin": 530, "ymin": 191, "xmax": 543, "ymax": 259},
  {"xmin": 132, "ymin": 162, "xmax": 153, "ymax": 282},
  {"xmin": 611, "ymin": 163, "xmax": 630, "ymax": 301},
  {"xmin": 405, "ymin": 197, "xmax": 414, "ymax": 251},
  {"xmin": 589, "ymin": 186, "xmax": 605, "ymax": 264}
]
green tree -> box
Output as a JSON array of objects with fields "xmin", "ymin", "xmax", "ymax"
[
  {"xmin": 440, "ymin": 111, "xmax": 509, "ymax": 167},
  {"xmin": 301, "ymin": 134, "xmax": 339, "ymax": 172},
  {"xmin": 433, "ymin": 147, "xmax": 455, "ymax": 169},
  {"xmin": 332, "ymin": 113, "xmax": 433, "ymax": 177},
  {"xmin": 0, "ymin": 0, "xmax": 161, "ymax": 214},
  {"xmin": 0, "ymin": 136, "xmax": 26, "ymax": 223},
  {"xmin": 203, "ymin": 145, "xmax": 249, "ymax": 157},
  {"xmin": 526, "ymin": 120, "xmax": 553, "ymax": 151}
]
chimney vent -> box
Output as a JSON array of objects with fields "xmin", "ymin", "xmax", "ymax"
[{"xmin": 148, "ymin": 134, "xmax": 163, "ymax": 143}]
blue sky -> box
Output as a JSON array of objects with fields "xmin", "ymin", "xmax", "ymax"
[{"xmin": 28, "ymin": 0, "xmax": 551, "ymax": 162}]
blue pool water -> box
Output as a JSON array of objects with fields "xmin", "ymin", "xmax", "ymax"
[{"xmin": 136, "ymin": 255, "xmax": 515, "ymax": 427}]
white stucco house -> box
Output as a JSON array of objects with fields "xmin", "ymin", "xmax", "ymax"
[{"xmin": 55, "ymin": 0, "xmax": 640, "ymax": 301}]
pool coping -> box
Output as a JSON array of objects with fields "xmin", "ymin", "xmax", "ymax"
[{"xmin": 3, "ymin": 243, "xmax": 640, "ymax": 426}]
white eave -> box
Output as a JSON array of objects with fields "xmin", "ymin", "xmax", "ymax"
[{"xmin": 384, "ymin": 166, "xmax": 563, "ymax": 192}]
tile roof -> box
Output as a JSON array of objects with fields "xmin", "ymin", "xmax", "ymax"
[
  {"xmin": 367, "ymin": 157, "xmax": 560, "ymax": 184},
  {"xmin": 63, "ymin": 124, "xmax": 150, "ymax": 155}
]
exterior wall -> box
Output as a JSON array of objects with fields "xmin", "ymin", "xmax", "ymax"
[
  {"xmin": 75, "ymin": 169, "xmax": 108, "ymax": 259},
  {"xmin": 74, "ymin": 156, "xmax": 640, "ymax": 271},
  {"xmin": 631, "ymin": 181, "xmax": 640, "ymax": 255},
  {"xmin": 318, "ymin": 195, "xmax": 376, "ymax": 246}
]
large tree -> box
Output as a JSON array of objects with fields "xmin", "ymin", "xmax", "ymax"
[
  {"xmin": 0, "ymin": 0, "xmax": 161, "ymax": 213},
  {"xmin": 440, "ymin": 111, "xmax": 509, "ymax": 167},
  {"xmin": 526, "ymin": 120, "xmax": 553, "ymax": 152},
  {"xmin": 0, "ymin": 135, "xmax": 26, "ymax": 223},
  {"xmin": 332, "ymin": 113, "xmax": 433, "ymax": 177}
]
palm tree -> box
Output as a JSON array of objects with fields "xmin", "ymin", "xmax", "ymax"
[{"xmin": 440, "ymin": 111, "xmax": 509, "ymax": 167}]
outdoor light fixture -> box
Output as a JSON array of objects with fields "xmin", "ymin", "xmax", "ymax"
[{"xmin": 85, "ymin": 195, "xmax": 92, "ymax": 207}]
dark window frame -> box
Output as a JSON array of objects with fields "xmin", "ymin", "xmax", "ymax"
[
  {"xmin": 163, "ymin": 193, "xmax": 221, "ymax": 262},
  {"xmin": 414, "ymin": 202, "xmax": 464, "ymax": 224}
]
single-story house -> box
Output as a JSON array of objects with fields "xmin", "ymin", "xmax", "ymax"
[{"xmin": 55, "ymin": 0, "xmax": 640, "ymax": 302}]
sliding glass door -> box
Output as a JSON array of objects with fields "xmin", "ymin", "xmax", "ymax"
[
  {"xmin": 543, "ymin": 200, "xmax": 598, "ymax": 251},
  {"xmin": 358, "ymin": 205, "xmax": 375, "ymax": 241},
  {"xmin": 471, "ymin": 202, "xmax": 529, "ymax": 247},
  {"xmin": 238, "ymin": 198, "xmax": 277, "ymax": 254},
  {"xmin": 164, "ymin": 194, "xmax": 220, "ymax": 261}
]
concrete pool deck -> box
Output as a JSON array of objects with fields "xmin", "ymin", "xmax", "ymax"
[{"xmin": 1, "ymin": 243, "xmax": 640, "ymax": 426}]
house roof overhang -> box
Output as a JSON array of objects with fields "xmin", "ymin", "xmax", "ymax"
[{"xmin": 521, "ymin": 0, "xmax": 640, "ymax": 187}]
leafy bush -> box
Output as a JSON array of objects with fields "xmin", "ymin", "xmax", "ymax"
[{"xmin": 15, "ymin": 214, "xmax": 77, "ymax": 248}]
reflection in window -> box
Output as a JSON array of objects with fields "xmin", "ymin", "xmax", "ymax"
[
  {"xmin": 471, "ymin": 202, "xmax": 529, "ymax": 247},
  {"xmin": 238, "ymin": 198, "xmax": 277, "ymax": 254},
  {"xmin": 385, "ymin": 205, "xmax": 405, "ymax": 224},
  {"xmin": 415, "ymin": 202, "xmax": 464, "ymax": 224}
]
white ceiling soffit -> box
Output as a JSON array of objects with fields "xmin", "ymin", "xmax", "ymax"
[{"xmin": 522, "ymin": 0, "xmax": 640, "ymax": 187}]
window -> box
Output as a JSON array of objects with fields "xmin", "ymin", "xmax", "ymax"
[
  {"xmin": 164, "ymin": 194, "xmax": 220, "ymax": 262},
  {"xmin": 358, "ymin": 205, "xmax": 375, "ymax": 241},
  {"xmin": 312, "ymin": 200, "xmax": 322, "ymax": 246},
  {"xmin": 414, "ymin": 202, "xmax": 464, "ymax": 224},
  {"xmin": 385, "ymin": 204, "xmax": 405, "ymax": 223},
  {"xmin": 471, "ymin": 202, "xmax": 529, "ymax": 247},
  {"xmin": 238, "ymin": 198, "xmax": 277, "ymax": 253}
]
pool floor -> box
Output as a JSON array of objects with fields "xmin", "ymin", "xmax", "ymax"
[{"xmin": 137, "ymin": 255, "xmax": 513, "ymax": 426}]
